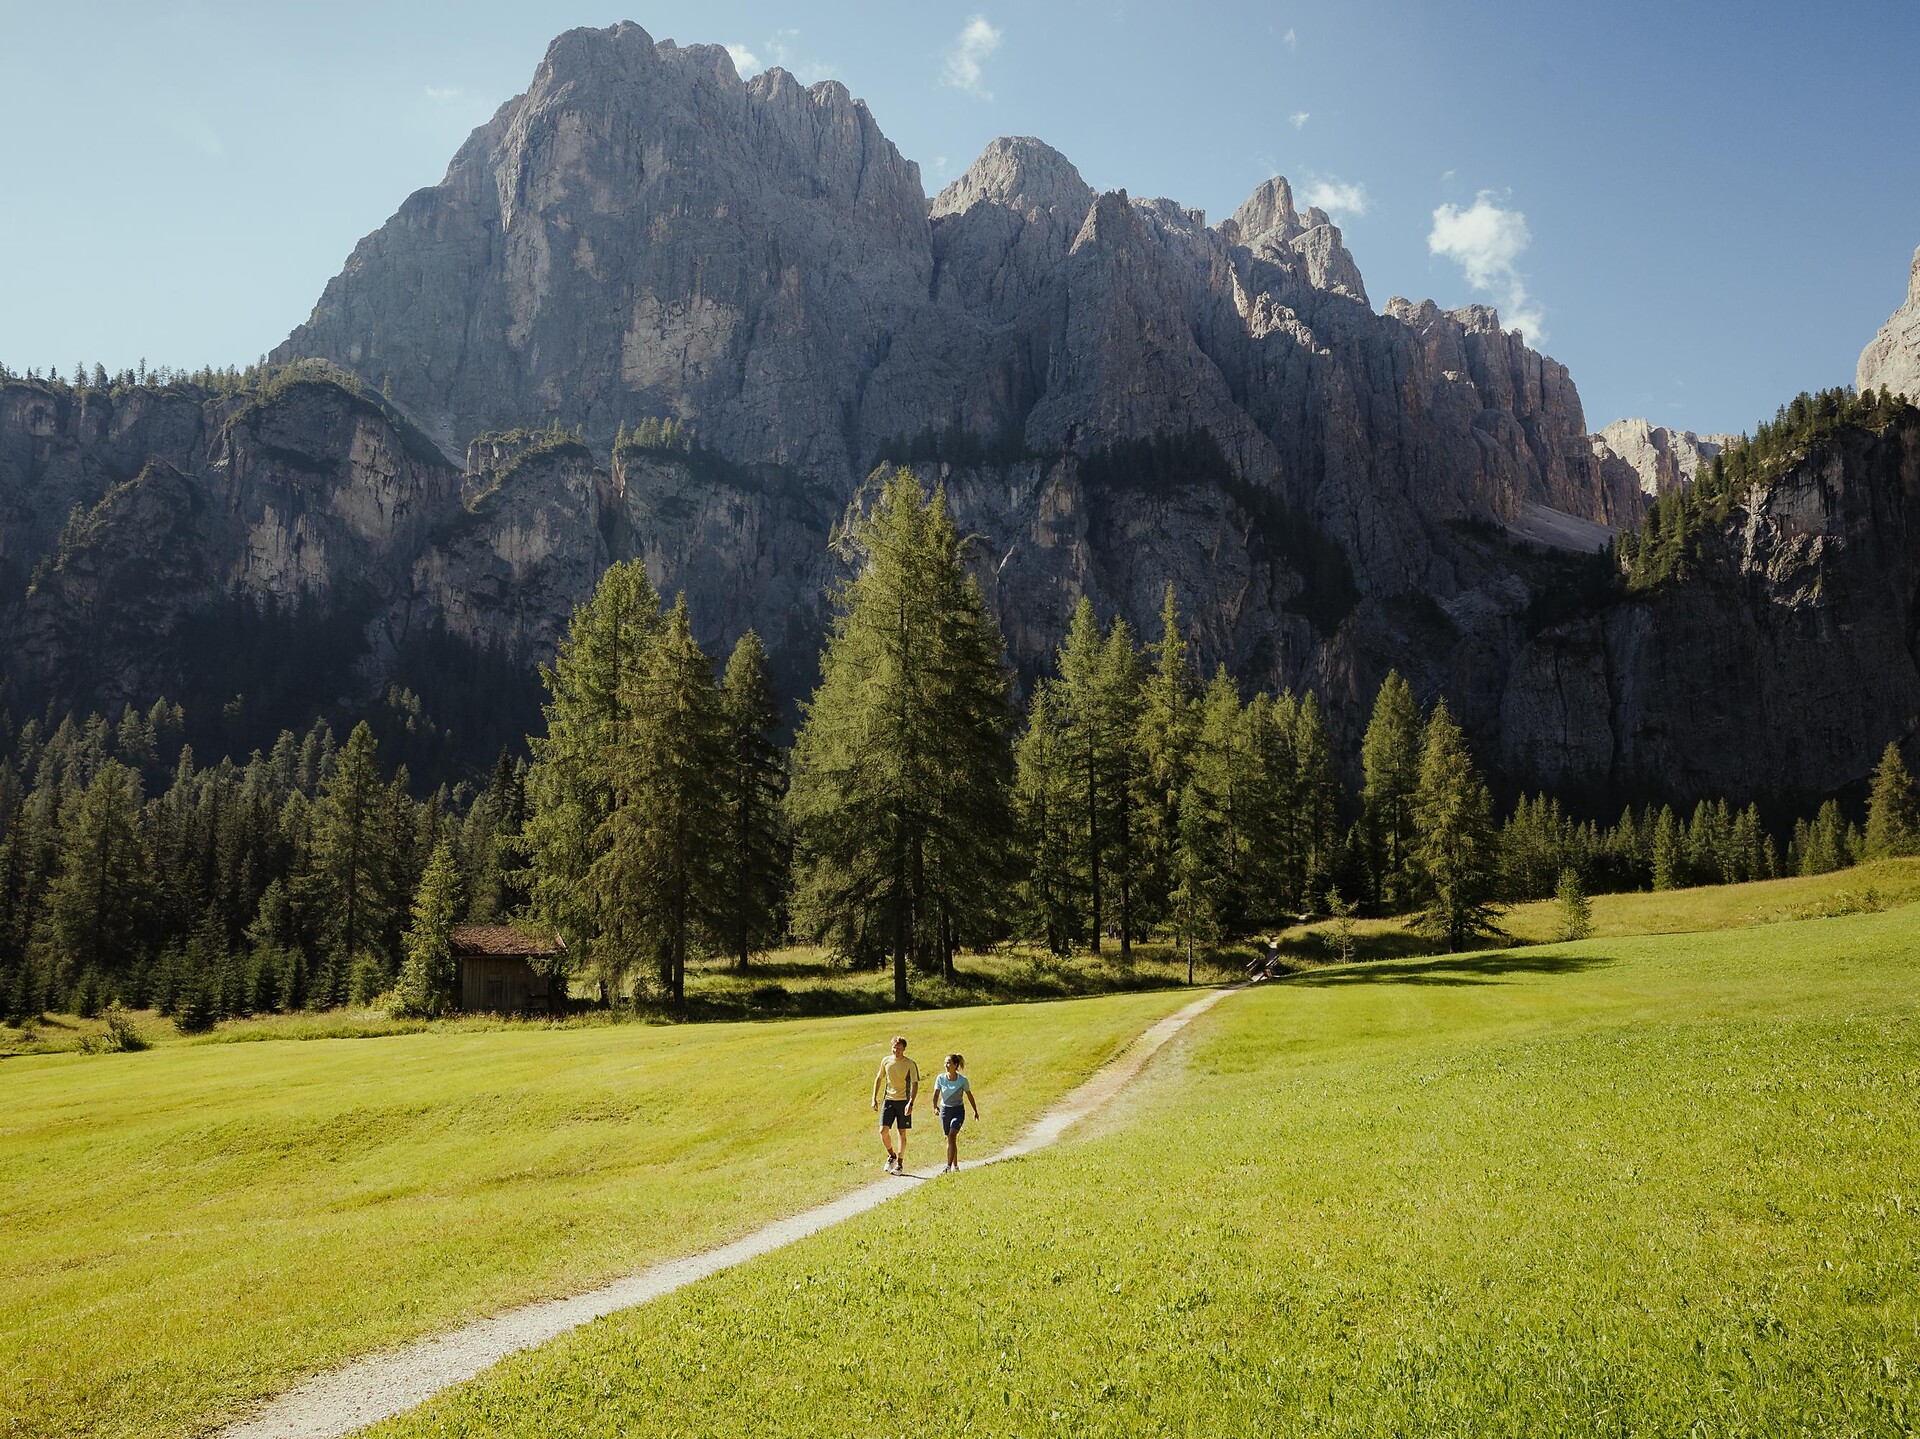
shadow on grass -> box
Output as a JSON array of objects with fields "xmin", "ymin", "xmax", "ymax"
[
  {"xmin": 1284, "ymin": 947, "xmax": 1615, "ymax": 987},
  {"xmin": 667, "ymin": 957, "xmax": 1246, "ymax": 1024}
]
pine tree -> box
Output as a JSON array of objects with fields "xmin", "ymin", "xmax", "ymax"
[
  {"xmin": 1360, "ymin": 670, "xmax": 1422, "ymax": 908},
  {"xmin": 521, "ymin": 560, "xmax": 662, "ymax": 1002},
  {"xmin": 1133, "ymin": 585, "xmax": 1196, "ymax": 944},
  {"xmin": 43, "ymin": 760, "xmax": 149, "ymax": 994},
  {"xmin": 592, "ymin": 598, "xmax": 727, "ymax": 1007},
  {"xmin": 1167, "ymin": 784, "xmax": 1218, "ymax": 984},
  {"xmin": 1555, "ymin": 867, "xmax": 1593, "ymax": 941},
  {"xmin": 1410, "ymin": 700, "xmax": 1502, "ymax": 950},
  {"xmin": 1865, "ymin": 741, "xmax": 1918, "ymax": 858},
  {"xmin": 717, "ymin": 630, "xmax": 788, "ymax": 969},
  {"xmin": 1292, "ymin": 693, "xmax": 1340, "ymax": 910},
  {"xmin": 394, "ymin": 841, "xmax": 461, "ymax": 1018},
  {"xmin": 787, "ymin": 472, "xmax": 1013, "ymax": 1004},
  {"xmin": 1188, "ymin": 666, "xmax": 1250, "ymax": 932},
  {"xmin": 308, "ymin": 723, "xmax": 399, "ymax": 1002},
  {"xmin": 1012, "ymin": 682, "xmax": 1081, "ymax": 954},
  {"xmin": 1098, "ymin": 618, "xmax": 1136, "ymax": 952},
  {"xmin": 1650, "ymin": 806, "xmax": 1683, "ymax": 890}
]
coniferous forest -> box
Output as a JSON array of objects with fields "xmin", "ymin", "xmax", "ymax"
[{"xmin": 2, "ymin": 467, "xmax": 1914, "ymax": 1025}]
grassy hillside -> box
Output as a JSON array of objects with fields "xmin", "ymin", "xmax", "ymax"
[
  {"xmin": 1275, "ymin": 855, "xmax": 1920, "ymax": 964},
  {"xmin": 375, "ymin": 907, "xmax": 1920, "ymax": 1437},
  {"xmin": 0, "ymin": 989, "xmax": 1195, "ymax": 1439}
]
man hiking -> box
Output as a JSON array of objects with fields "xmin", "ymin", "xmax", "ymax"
[{"xmin": 871, "ymin": 1034, "xmax": 920, "ymax": 1174}]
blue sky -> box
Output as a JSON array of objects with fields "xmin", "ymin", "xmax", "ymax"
[{"xmin": 2, "ymin": 0, "xmax": 1916, "ymax": 436}]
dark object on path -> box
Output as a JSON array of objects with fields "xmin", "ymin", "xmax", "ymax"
[{"xmin": 450, "ymin": 926, "xmax": 563, "ymax": 1014}]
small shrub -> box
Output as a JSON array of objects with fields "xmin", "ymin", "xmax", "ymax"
[
  {"xmin": 347, "ymin": 953, "xmax": 390, "ymax": 1008},
  {"xmin": 1556, "ymin": 868, "xmax": 1594, "ymax": 942},
  {"xmin": 1326, "ymin": 888, "xmax": 1359, "ymax": 965}
]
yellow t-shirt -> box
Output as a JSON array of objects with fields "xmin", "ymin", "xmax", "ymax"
[{"xmin": 874, "ymin": 1054, "xmax": 920, "ymax": 1103}]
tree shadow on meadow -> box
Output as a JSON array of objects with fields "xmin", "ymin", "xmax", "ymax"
[{"xmin": 1282, "ymin": 947, "xmax": 1616, "ymax": 988}]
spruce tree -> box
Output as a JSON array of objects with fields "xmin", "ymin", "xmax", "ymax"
[
  {"xmin": 394, "ymin": 841, "xmax": 461, "ymax": 1018},
  {"xmin": 308, "ymin": 722, "xmax": 398, "ymax": 1002},
  {"xmin": 1133, "ymin": 585, "xmax": 1196, "ymax": 943},
  {"xmin": 1555, "ymin": 867, "xmax": 1593, "ymax": 941},
  {"xmin": 592, "ymin": 598, "xmax": 727, "ymax": 1007},
  {"xmin": 1053, "ymin": 599, "xmax": 1141, "ymax": 955},
  {"xmin": 1360, "ymin": 670, "xmax": 1422, "ymax": 908},
  {"xmin": 1096, "ymin": 618, "xmax": 1144, "ymax": 955},
  {"xmin": 1293, "ymin": 693, "xmax": 1340, "ymax": 910},
  {"xmin": 787, "ymin": 472, "xmax": 1013, "ymax": 1005},
  {"xmin": 1013, "ymin": 682, "xmax": 1081, "ymax": 954},
  {"xmin": 44, "ymin": 760, "xmax": 148, "ymax": 995},
  {"xmin": 1168, "ymin": 784, "xmax": 1219, "ymax": 984},
  {"xmin": 1865, "ymin": 741, "xmax": 1918, "ymax": 858},
  {"xmin": 1410, "ymin": 700, "xmax": 1501, "ymax": 950},
  {"xmin": 1650, "ymin": 806, "xmax": 1683, "ymax": 890},
  {"xmin": 521, "ymin": 560, "xmax": 662, "ymax": 1001},
  {"xmin": 717, "ymin": 630, "xmax": 788, "ymax": 969},
  {"xmin": 1188, "ymin": 666, "xmax": 1249, "ymax": 932}
]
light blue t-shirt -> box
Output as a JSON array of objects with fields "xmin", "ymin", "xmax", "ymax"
[{"xmin": 934, "ymin": 1072, "xmax": 971, "ymax": 1108}]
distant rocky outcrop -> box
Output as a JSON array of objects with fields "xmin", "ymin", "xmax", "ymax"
[
  {"xmin": 1858, "ymin": 246, "xmax": 1920, "ymax": 400},
  {"xmin": 1504, "ymin": 408, "xmax": 1920, "ymax": 802},
  {"xmin": 1591, "ymin": 418, "xmax": 1737, "ymax": 497},
  {"xmin": 277, "ymin": 22, "xmax": 1624, "ymax": 612}
]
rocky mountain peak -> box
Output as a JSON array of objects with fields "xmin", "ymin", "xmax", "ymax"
[
  {"xmin": 1590, "ymin": 417, "xmax": 1736, "ymax": 497},
  {"xmin": 1223, "ymin": 176, "xmax": 1299, "ymax": 246},
  {"xmin": 1858, "ymin": 244, "xmax": 1920, "ymax": 401},
  {"xmin": 931, "ymin": 136, "xmax": 1094, "ymax": 223}
]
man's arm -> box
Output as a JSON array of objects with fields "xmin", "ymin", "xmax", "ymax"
[
  {"xmin": 906, "ymin": 1064, "xmax": 918, "ymax": 1113},
  {"xmin": 872, "ymin": 1064, "xmax": 884, "ymax": 1109}
]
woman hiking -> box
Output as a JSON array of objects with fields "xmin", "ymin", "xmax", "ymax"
[{"xmin": 933, "ymin": 1053, "xmax": 981, "ymax": 1172}]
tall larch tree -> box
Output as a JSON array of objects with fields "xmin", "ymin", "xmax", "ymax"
[
  {"xmin": 308, "ymin": 723, "xmax": 399, "ymax": 1002},
  {"xmin": 591, "ymin": 597, "xmax": 728, "ymax": 1008},
  {"xmin": 1410, "ymin": 699, "xmax": 1502, "ymax": 950},
  {"xmin": 718, "ymin": 630, "xmax": 789, "ymax": 969},
  {"xmin": 1013, "ymin": 681, "xmax": 1081, "ymax": 954},
  {"xmin": 1865, "ymin": 741, "xmax": 1917, "ymax": 858},
  {"xmin": 1133, "ymin": 584, "xmax": 1196, "ymax": 946},
  {"xmin": 521, "ymin": 560, "xmax": 662, "ymax": 1002},
  {"xmin": 1360, "ymin": 669, "xmax": 1422, "ymax": 908},
  {"xmin": 786, "ymin": 472, "xmax": 1012, "ymax": 1005}
]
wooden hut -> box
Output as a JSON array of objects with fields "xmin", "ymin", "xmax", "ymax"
[{"xmin": 450, "ymin": 926, "xmax": 563, "ymax": 1014}]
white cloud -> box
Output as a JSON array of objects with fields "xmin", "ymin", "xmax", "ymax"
[
  {"xmin": 1304, "ymin": 178, "xmax": 1369, "ymax": 219},
  {"xmin": 1290, "ymin": 111, "xmax": 1310, "ymax": 129},
  {"xmin": 1283, "ymin": 27, "xmax": 1298, "ymax": 49},
  {"xmin": 944, "ymin": 15, "xmax": 1003, "ymax": 97},
  {"xmin": 423, "ymin": 85, "xmax": 465, "ymax": 103},
  {"xmin": 1428, "ymin": 191, "xmax": 1546, "ymax": 342},
  {"xmin": 725, "ymin": 44, "xmax": 762, "ymax": 76}
]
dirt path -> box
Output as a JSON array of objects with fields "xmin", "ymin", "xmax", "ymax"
[{"xmin": 218, "ymin": 984, "xmax": 1245, "ymax": 1439}]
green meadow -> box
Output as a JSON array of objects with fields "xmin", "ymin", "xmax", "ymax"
[
  {"xmin": 0, "ymin": 989, "xmax": 1194, "ymax": 1439},
  {"xmin": 372, "ymin": 906, "xmax": 1920, "ymax": 1438}
]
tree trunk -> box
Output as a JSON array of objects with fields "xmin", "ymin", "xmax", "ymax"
[{"xmin": 1187, "ymin": 934, "xmax": 1194, "ymax": 986}]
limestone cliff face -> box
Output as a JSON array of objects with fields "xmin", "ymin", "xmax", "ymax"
[
  {"xmin": 1500, "ymin": 411, "xmax": 1920, "ymax": 802},
  {"xmin": 1859, "ymin": 246, "xmax": 1920, "ymax": 400},
  {"xmin": 1591, "ymin": 418, "xmax": 1736, "ymax": 498},
  {"xmin": 277, "ymin": 22, "xmax": 1615, "ymax": 618}
]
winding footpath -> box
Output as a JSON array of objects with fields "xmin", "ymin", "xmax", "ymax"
[{"xmin": 219, "ymin": 983, "xmax": 1246, "ymax": 1439}]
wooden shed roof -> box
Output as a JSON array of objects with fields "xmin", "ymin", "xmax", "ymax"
[{"xmin": 449, "ymin": 925, "xmax": 563, "ymax": 958}]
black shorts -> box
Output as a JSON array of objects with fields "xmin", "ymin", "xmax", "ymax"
[
  {"xmin": 881, "ymin": 1098, "xmax": 913, "ymax": 1130},
  {"xmin": 941, "ymin": 1105, "xmax": 965, "ymax": 1135}
]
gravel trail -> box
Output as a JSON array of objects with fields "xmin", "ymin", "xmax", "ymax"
[{"xmin": 217, "ymin": 984, "xmax": 1245, "ymax": 1439}]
